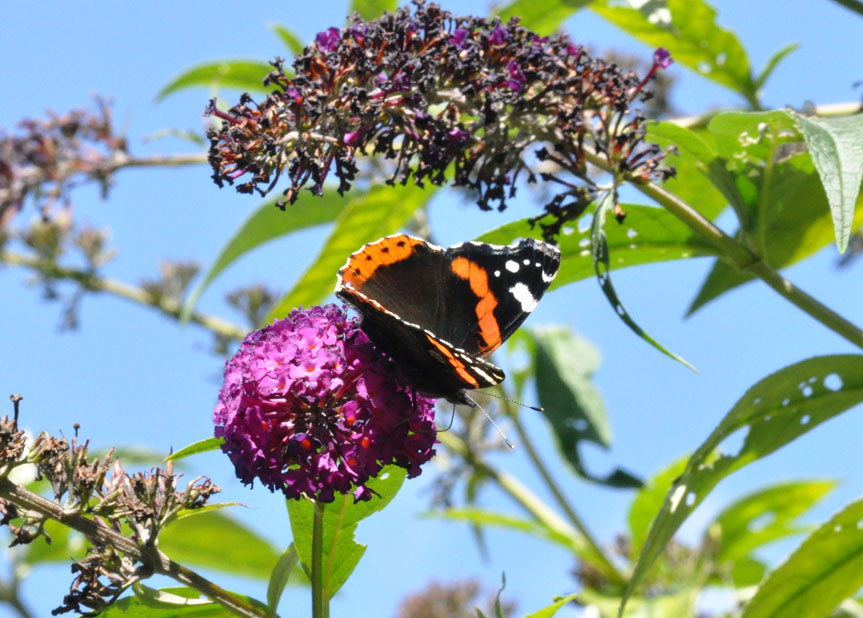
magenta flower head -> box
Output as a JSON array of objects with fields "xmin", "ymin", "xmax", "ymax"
[
  {"xmin": 213, "ymin": 304, "xmax": 437, "ymax": 503},
  {"xmin": 653, "ymin": 47, "xmax": 673, "ymax": 69}
]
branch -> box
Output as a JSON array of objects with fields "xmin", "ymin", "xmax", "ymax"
[
  {"xmin": 0, "ymin": 478, "xmax": 272, "ymax": 618},
  {"xmin": 1, "ymin": 250, "xmax": 247, "ymax": 341}
]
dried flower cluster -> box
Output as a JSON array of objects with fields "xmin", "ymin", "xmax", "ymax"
[
  {"xmin": 0, "ymin": 412, "xmax": 218, "ymax": 615},
  {"xmin": 206, "ymin": 1, "xmax": 673, "ymax": 236},
  {"xmin": 0, "ymin": 98, "xmax": 125, "ymax": 226},
  {"xmin": 214, "ymin": 304, "xmax": 436, "ymax": 503}
]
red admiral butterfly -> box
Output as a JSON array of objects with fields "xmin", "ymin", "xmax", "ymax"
[{"xmin": 335, "ymin": 233, "xmax": 561, "ymax": 406}]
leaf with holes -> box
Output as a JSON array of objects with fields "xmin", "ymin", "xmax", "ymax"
[
  {"xmin": 591, "ymin": 0, "xmax": 754, "ymax": 99},
  {"xmin": 790, "ymin": 112, "xmax": 863, "ymax": 253},
  {"xmin": 477, "ymin": 203, "xmax": 716, "ymax": 289},
  {"xmin": 156, "ymin": 60, "xmax": 275, "ymax": 101},
  {"xmin": 529, "ymin": 326, "xmax": 641, "ymax": 488},
  {"xmin": 181, "ymin": 193, "xmax": 349, "ymax": 322},
  {"xmin": 707, "ymin": 479, "xmax": 835, "ymax": 566},
  {"xmin": 265, "ymin": 184, "xmax": 433, "ymax": 323},
  {"xmin": 591, "ymin": 192, "xmax": 695, "ymax": 371},
  {"xmin": 741, "ymin": 497, "xmax": 863, "ymax": 618},
  {"xmin": 646, "ymin": 122, "xmax": 743, "ymax": 221},
  {"xmin": 620, "ymin": 354, "xmax": 863, "ymax": 617},
  {"xmin": 287, "ymin": 467, "xmax": 406, "ymax": 599},
  {"xmin": 494, "ymin": 0, "xmax": 590, "ymax": 35}
]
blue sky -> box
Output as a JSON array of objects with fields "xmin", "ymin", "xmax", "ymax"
[{"xmin": 1, "ymin": 1, "xmax": 862, "ymax": 616}]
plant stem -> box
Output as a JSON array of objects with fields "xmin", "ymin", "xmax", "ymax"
[
  {"xmin": 0, "ymin": 478, "xmax": 271, "ymax": 618},
  {"xmin": 1, "ymin": 250, "xmax": 248, "ymax": 341},
  {"xmin": 585, "ymin": 152, "xmax": 863, "ymax": 350},
  {"xmin": 311, "ymin": 500, "xmax": 327, "ymax": 618},
  {"xmin": 436, "ymin": 431, "xmax": 626, "ymax": 584}
]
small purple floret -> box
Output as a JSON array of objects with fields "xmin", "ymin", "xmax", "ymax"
[
  {"xmin": 507, "ymin": 60, "xmax": 526, "ymax": 92},
  {"xmin": 489, "ymin": 25, "xmax": 509, "ymax": 45},
  {"xmin": 213, "ymin": 305, "xmax": 437, "ymax": 502},
  {"xmin": 452, "ymin": 28, "xmax": 469, "ymax": 49},
  {"xmin": 315, "ymin": 27, "xmax": 341, "ymax": 52},
  {"xmin": 653, "ymin": 47, "xmax": 673, "ymax": 69}
]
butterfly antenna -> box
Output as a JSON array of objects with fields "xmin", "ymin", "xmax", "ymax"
[
  {"xmin": 434, "ymin": 403, "xmax": 457, "ymax": 433},
  {"xmin": 465, "ymin": 394, "xmax": 515, "ymax": 449},
  {"xmin": 477, "ymin": 390, "xmax": 544, "ymax": 413}
]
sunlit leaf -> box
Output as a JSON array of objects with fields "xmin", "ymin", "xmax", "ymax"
[
  {"xmin": 753, "ymin": 43, "xmax": 799, "ymax": 93},
  {"xmin": 494, "ymin": 0, "xmax": 590, "ymax": 35},
  {"xmin": 586, "ymin": 587, "xmax": 698, "ymax": 618},
  {"xmin": 741, "ymin": 497, "xmax": 863, "ymax": 618},
  {"xmin": 265, "ymin": 184, "xmax": 433, "ymax": 322},
  {"xmin": 101, "ymin": 586, "xmax": 259, "ymax": 616},
  {"xmin": 528, "ymin": 326, "xmax": 641, "ymax": 487},
  {"xmin": 628, "ymin": 455, "xmax": 688, "ymax": 557},
  {"xmin": 350, "ymin": 0, "xmax": 397, "ymax": 20},
  {"xmin": 590, "ymin": 192, "xmax": 695, "ymax": 371},
  {"xmin": 166, "ymin": 437, "xmax": 224, "ymax": 462},
  {"xmin": 181, "ymin": 193, "xmax": 348, "ymax": 321},
  {"xmin": 287, "ymin": 466, "xmax": 406, "ymax": 599},
  {"xmin": 791, "ymin": 112, "xmax": 863, "ymax": 253},
  {"xmin": 156, "ymin": 60, "xmax": 274, "ymax": 101},
  {"xmin": 159, "ymin": 511, "xmax": 281, "ymax": 580},
  {"xmin": 620, "ymin": 355, "xmax": 863, "ymax": 616},
  {"xmin": 591, "ymin": 0, "xmax": 754, "ymax": 100},
  {"xmin": 525, "ymin": 593, "xmax": 580, "ymax": 618}
]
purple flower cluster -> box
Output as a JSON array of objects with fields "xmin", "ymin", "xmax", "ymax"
[
  {"xmin": 206, "ymin": 1, "xmax": 674, "ymax": 237},
  {"xmin": 213, "ymin": 304, "xmax": 436, "ymax": 502}
]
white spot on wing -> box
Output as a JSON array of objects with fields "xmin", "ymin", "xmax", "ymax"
[
  {"xmin": 494, "ymin": 270, "xmax": 500, "ymax": 277},
  {"xmin": 509, "ymin": 283, "xmax": 538, "ymax": 312},
  {"xmin": 505, "ymin": 260, "xmax": 519, "ymax": 273},
  {"xmin": 522, "ymin": 258, "xmax": 531, "ymax": 265},
  {"xmin": 542, "ymin": 270, "xmax": 555, "ymax": 283}
]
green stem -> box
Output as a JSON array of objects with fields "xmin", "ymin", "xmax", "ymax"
[
  {"xmin": 585, "ymin": 152, "xmax": 863, "ymax": 350},
  {"xmin": 0, "ymin": 478, "xmax": 270, "ymax": 618},
  {"xmin": 1, "ymin": 250, "xmax": 248, "ymax": 341},
  {"xmin": 436, "ymin": 431, "xmax": 626, "ymax": 584},
  {"xmin": 311, "ymin": 500, "xmax": 327, "ymax": 618}
]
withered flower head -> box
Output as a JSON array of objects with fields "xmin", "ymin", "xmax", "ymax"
[{"xmin": 206, "ymin": 1, "xmax": 674, "ymax": 235}]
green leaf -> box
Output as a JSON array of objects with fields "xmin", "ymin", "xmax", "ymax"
[
  {"xmin": 753, "ymin": 43, "xmax": 799, "ymax": 93},
  {"xmin": 646, "ymin": 122, "xmax": 741, "ymax": 220},
  {"xmin": 791, "ymin": 112, "xmax": 863, "ymax": 253},
  {"xmin": 741, "ymin": 497, "xmax": 863, "ymax": 618},
  {"xmin": 156, "ymin": 60, "xmax": 274, "ymax": 101},
  {"xmin": 287, "ymin": 466, "xmax": 406, "ymax": 598},
  {"xmin": 159, "ymin": 511, "xmax": 281, "ymax": 580},
  {"xmin": 525, "ymin": 594, "xmax": 580, "ymax": 618},
  {"xmin": 166, "ymin": 437, "xmax": 224, "ymax": 462},
  {"xmin": 181, "ymin": 192, "xmax": 348, "ymax": 321},
  {"xmin": 494, "ymin": 0, "xmax": 590, "ymax": 35},
  {"xmin": 478, "ymin": 203, "xmax": 716, "ymax": 289},
  {"xmin": 102, "ymin": 587, "xmax": 244, "ymax": 616},
  {"xmin": 591, "ymin": 0, "xmax": 755, "ymax": 100},
  {"xmin": 271, "ymin": 24, "xmax": 305, "ymax": 55},
  {"xmin": 265, "ymin": 184, "xmax": 433, "ymax": 323},
  {"xmin": 22, "ymin": 519, "xmax": 87, "ymax": 565},
  {"xmin": 267, "ymin": 545, "xmax": 300, "ymax": 612},
  {"xmin": 620, "ymin": 354, "xmax": 863, "ymax": 616},
  {"xmin": 585, "ymin": 588, "xmax": 698, "ymax": 618},
  {"xmin": 350, "ymin": 0, "xmax": 397, "ymax": 20},
  {"xmin": 528, "ymin": 326, "xmax": 641, "ymax": 487},
  {"xmin": 708, "ymin": 479, "xmax": 836, "ymax": 565},
  {"xmin": 627, "ymin": 455, "xmax": 689, "ymax": 558},
  {"xmin": 132, "ymin": 584, "xmax": 213, "ymax": 609},
  {"xmin": 590, "ymin": 192, "xmax": 696, "ymax": 371},
  {"xmin": 688, "ymin": 111, "xmax": 863, "ymax": 314}
]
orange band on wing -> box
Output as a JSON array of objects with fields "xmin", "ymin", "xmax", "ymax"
[
  {"xmin": 450, "ymin": 256, "xmax": 501, "ymax": 352},
  {"xmin": 425, "ymin": 334, "xmax": 480, "ymax": 388},
  {"xmin": 341, "ymin": 234, "xmax": 423, "ymax": 285}
]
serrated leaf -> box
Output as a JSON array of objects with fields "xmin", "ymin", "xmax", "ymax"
[
  {"xmin": 267, "ymin": 545, "xmax": 300, "ymax": 612},
  {"xmin": 741, "ymin": 497, "xmax": 863, "ymax": 618},
  {"xmin": 181, "ymin": 193, "xmax": 348, "ymax": 321},
  {"xmin": 287, "ymin": 466, "xmax": 406, "ymax": 599},
  {"xmin": 529, "ymin": 326, "xmax": 641, "ymax": 487},
  {"xmin": 265, "ymin": 184, "xmax": 433, "ymax": 323},
  {"xmin": 791, "ymin": 112, "xmax": 863, "ymax": 253},
  {"xmin": 708, "ymin": 479, "xmax": 835, "ymax": 565},
  {"xmin": 158, "ymin": 511, "xmax": 281, "ymax": 580},
  {"xmin": 166, "ymin": 437, "xmax": 224, "ymax": 462},
  {"xmin": 620, "ymin": 354, "xmax": 863, "ymax": 617},
  {"xmin": 592, "ymin": 0, "xmax": 754, "ymax": 100},
  {"xmin": 156, "ymin": 60, "xmax": 274, "ymax": 101},
  {"xmin": 525, "ymin": 594, "xmax": 580, "ymax": 618},
  {"xmin": 350, "ymin": 0, "xmax": 397, "ymax": 20},
  {"xmin": 271, "ymin": 24, "xmax": 305, "ymax": 55},
  {"xmin": 494, "ymin": 0, "xmax": 590, "ymax": 35},
  {"xmin": 591, "ymin": 192, "xmax": 695, "ymax": 371},
  {"xmin": 628, "ymin": 455, "xmax": 689, "ymax": 558},
  {"xmin": 753, "ymin": 43, "xmax": 799, "ymax": 93},
  {"xmin": 478, "ymin": 203, "xmax": 716, "ymax": 289}
]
